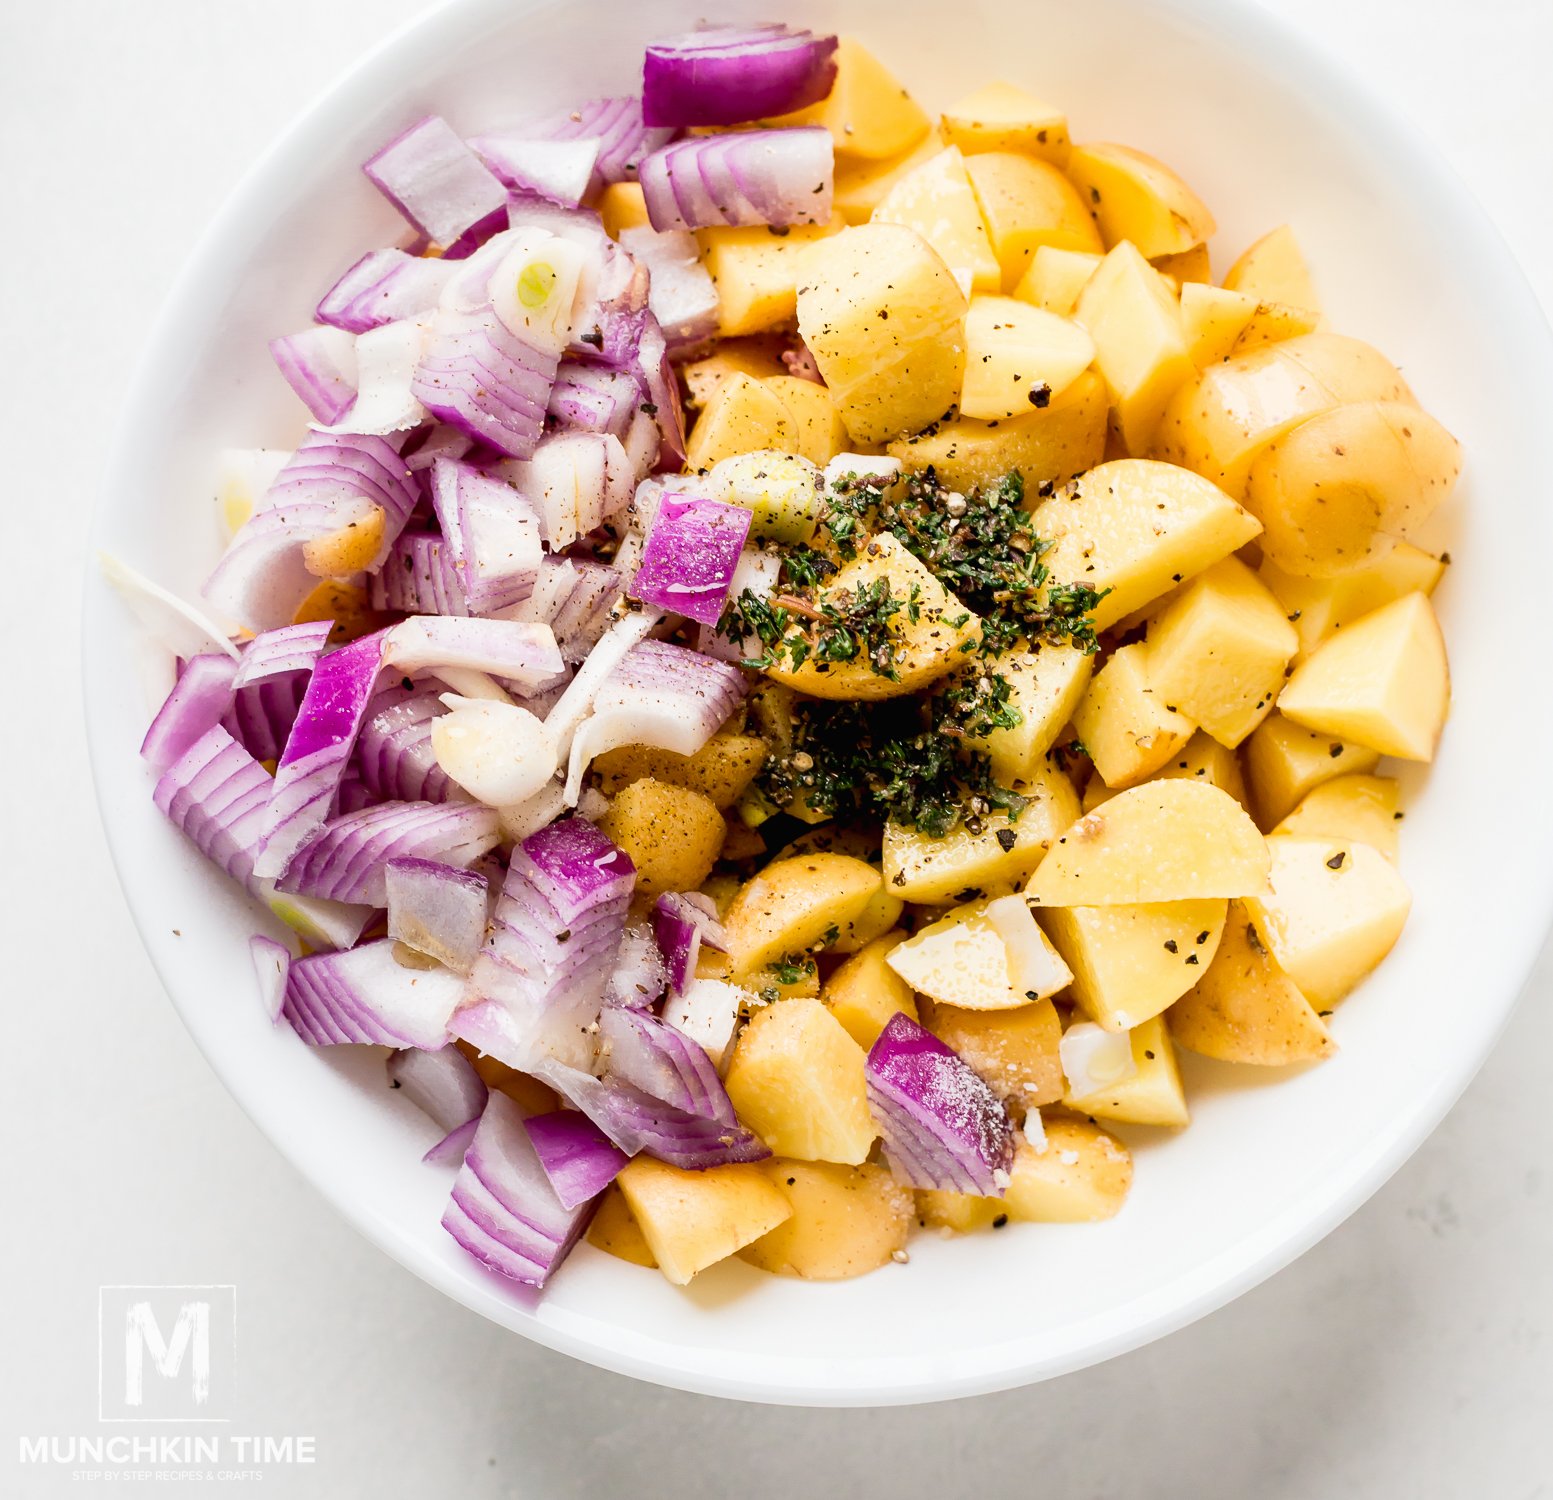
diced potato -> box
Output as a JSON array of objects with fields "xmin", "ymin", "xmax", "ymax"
[
  {"xmin": 1180, "ymin": 283, "xmax": 1259, "ymax": 367},
  {"xmin": 1038, "ymin": 898, "xmax": 1227, "ymax": 1029},
  {"xmin": 1026, "ymin": 780, "xmax": 1269, "ymax": 907},
  {"xmin": 778, "ymin": 36, "xmax": 931, "ymax": 160},
  {"xmin": 721, "ymin": 852, "xmax": 903, "ymax": 975},
  {"xmin": 1151, "ymin": 244, "xmax": 1213, "ymax": 285},
  {"xmin": 941, "ymin": 81, "xmax": 1071, "ymax": 163},
  {"xmin": 872, "ymin": 145, "xmax": 1002, "ymax": 294},
  {"xmin": 682, "ymin": 336, "xmax": 789, "ymax": 409},
  {"xmin": 291, "ymin": 578, "xmax": 386, "ymax": 644},
  {"xmin": 1028, "ymin": 458, "xmax": 1262, "ymax": 631},
  {"xmin": 761, "ymin": 376, "xmax": 850, "ymax": 465},
  {"xmin": 1275, "ymin": 774, "xmax": 1401, "ymax": 862},
  {"xmin": 700, "ymin": 220, "xmax": 844, "ymax": 337},
  {"xmin": 1144, "ymin": 557, "xmax": 1298, "ymax": 747},
  {"xmin": 586, "ymin": 1183, "xmax": 656, "ymax": 1268},
  {"xmin": 887, "ymin": 896, "xmax": 1073, "ymax": 1009},
  {"xmin": 920, "ymin": 995, "xmax": 1066, "ymax": 1104},
  {"xmin": 302, "ymin": 506, "xmax": 386, "ymax": 578},
  {"xmin": 772, "ymin": 823, "xmax": 881, "ymax": 863},
  {"xmin": 1277, "ymin": 592, "xmax": 1449, "ymax": 761},
  {"xmin": 795, "ymin": 224, "xmax": 969, "ymax": 444},
  {"xmin": 1241, "ymin": 712, "xmax": 1382, "ymax": 828},
  {"xmin": 1002, "ymin": 1118, "xmax": 1132, "ymax": 1222},
  {"xmin": 1244, "ymin": 402, "xmax": 1462, "ymax": 575},
  {"xmin": 1258, "ymin": 543, "xmax": 1446, "ymax": 663},
  {"xmin": 959, "ymin": 642, "xmax": 1094, "ymax": 784},
  {"xmin": 595, "ymin": 777, "xmax": 724, "ymax": 896},
  {"xmin": 1065, "ymin": 142, "xmax": 1216, "ymax": 258},
  {"xmin": 1074, "ymin": 241, "xmax": 1194, "ymax": 452},
  {"xmin": 960, "ymin": 297, "xmax": 1096, "ymax": 420},
  {"xmin": 1150, "ymin": 729, "xmax": 1249, "ymax": 807},
  {"xmin": 1063, "ymin": 1014, "xmax": 1188, "ymax": 1126},
  {"xmin": 1244, "ymin": 835, "xmax": 1412, "ymax": 1009},
  {"xmin": 881, "ymin": 762, "xmax": 1081, "ymax": 903},
  {"xmin": 1071, "ymin": 641, "xmax": 1196, "ymax": 789},
  {"xmin": 732, "ymin": 960, "xmax": 823, "ymax": 1002},
  {"xmin": 708, "ymin": 449, "xmax": 825, "ymax": 544},
  {"xmin": 738, "ymin": 1160, "xmax": 913, "ymax": 1279},
  {"xmin": 615, "ymin": 1158, "xmax": 792, "ymax": 1286},
  {"xmin": 599, "ymin": 181, "xmax": 651, "ymax": 237},
  {"xmin": 764, "ymin": 533, "xmax": 981, "ymax": 700},
  {"xmin": 723, "ymin": 998, "xmax": 878, "ymax": 1164},
  {"xmin": 462, "ymin": 1048, "xmax": 560, "ymax": 1115},
  {"xmin": 886, "ymin": 368, "xmax": 1108, "ymax": 494},
  {"xmin": 591, "ymin": 732, "xmax": 767, "ymax": 810},
  {"xmin": 1012, "ymin": 246, "xmax": 1104, "ymax": 315},
  {"xmin": 916, "ymin": 1188, "xmax": 1005, "ymax": 1233},
  {"xmin": 1224, "ymin": 225, "xmax": 1321, "ymax": 316},
  {"xmin": 684, "ymin": 372, "xmax": 797, "ymax": 471},
  {"xmin": 964, "ymin": 151, "xmax": 1103, "ymax": 289},
  {"xmin": 823, "ymin": 932, "xmax": 918, "ymax": 1048},
  {"xmin": 1233, "ymin": 300, "xmax": 1322, "ymax": 353},
  {"xmin": 1168, "ymin": 899, "xmax": 1336, "ymax": 1064},
  {"xmin": 833, "ymin": 131, "xmax": 945, "ymax": 224},
  {"xmin": 1155, "ymin": 332, "xmax": 1416, "ymax": 498}
]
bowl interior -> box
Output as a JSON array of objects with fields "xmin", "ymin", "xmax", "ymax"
[{"xmin": 84, "ymin": 0, "xmax": 1553, "ymax": 1405}]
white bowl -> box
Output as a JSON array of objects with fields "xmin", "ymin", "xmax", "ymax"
[{"xmin": 84, "ymin": 0, "xmax": 1553, "ymax": 1406}]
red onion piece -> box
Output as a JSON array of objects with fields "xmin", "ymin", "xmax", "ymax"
[
  {"xmin": 371, "ymin": 532, "xmax": 469, "ymax": 617},
  {"xmin": 639, "ymin": 128, "xmax": 834, "ymax": 232},
  {"xmin": 385, "ymin": 616, "xmax": 564, "ymax": 689},
  {"xmin": 141, "ymin": 654, "xmax": 239, "ymax": 773},
  {"xmin": 356, "ymin": 686, "xmax": 466, "ymax": 804},
  {"xmin": 469, "ymin": 135, "xmax": 600, "ymax": 207},
  {"xmin": 599, "ymin": 1008, "xmax": 736, "ymax": 1126},
  {"xmin": 651, "ymin": 891, "xmax": 727, "ymax": 995},
  {"xmin": 386, "ymin": 857, "xmax": 491, "ymax": 974},
  {"xmin": 635, "ymin": 316, "xmax": 686, "ymax": 472},
  {"xmin": 316, "ymin": 248, "xmax": 456, "ymax": 333},
  {"xmin": 604, "ymin": 921, "xmax": 668, "ymax": 1010},
  {"xmin": 363, "ymin": 115, "xmax": 511, "ymax": 248},
  {"xmin": 387, "ymin": 1044, "xmax": 489, "ymax": 1133},
  {"xmin": 423, "ymin": 1115, "xmax": 480, "ymax": 1165},
  {"xmin": 508, "ymin": 96, "xmax": 674, "ymax": 186},
  {"xmin": 865, "ymin": 1013, "xmax": 1015, "ymax": 1195},
  {"xmin": 617, "ymin": 226, "xmax": 720, "ymax": 349},
  {"xmin": 642, "ymin": 26, "xmax": 839, "ymax": 127},
  {"xmin": 525, "ymin": 1110, "xmax": 630, "ymax": 1209},
  {"xmin": 496, "ymin": 430, "xmax": 634, "ymax": 550},
  {"xmin": 269, "ymin": 326, "xmax": 358, "ymax": 423},
  {"xmin": 427, "ymin": 458, "xmax": 543, "ymax": 615},
  {"xmin": 547, "ymin": 362, "xmax": 640, "ymax": 439},
  {"xmin": 248, "ymin": 934, "xmax": 291, "ymax": 1024},
  {"xmin": 282, "ymin": 939, "xmax": 466, "ymax": 1049},
  {"xmin": 630, "ymin": 493, "xmax": 752, "ymax": 626},
  {"xmin": 232, "ymin": 621, "xmax": 334, "ymax": 689}
]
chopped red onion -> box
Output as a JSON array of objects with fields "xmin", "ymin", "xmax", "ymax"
[
  {"xmin": 510, "ymin": 96, "xmax": 675, "ymax": 186},
  {"xmin": 317, "ymin": 318, "xmax": 429, "ymax": 436},
  {"xmin": 524, "ymin": 1110, "xmax": 630, "ymax": 1209},
  {"xmin": 661, "ymin": 977, "xmax": 746, "ymax": 1070},
  {"xmin": 371, "ymin": 531, "xmax": 469, "ymax": 616},
  {"xmin": 423, "ymin": 1115, "xmax": 481, "ymax": 1165},
  {"xmin": 643, "ymin": 26, "xmax": 839, "ymax": 127},
  {"xmin": 639, "ymin": 128, "xmax": 834, "ymax": 231},
  {"xmin": 269, "ymin": 326, "xmax": 358, "ymax": 423},
  {"xmin": 599, "ymin": 1008, "xmax": 736, "ymax": 1126},
  {"xmin": 387, "ymin": 1044, "xmax": 489, "ymax": 1132},
  {"xmin": 316, "ymin": 248, "xmax": 456, "ymax": 333},
  {"xmin": 604, "ymin": 921, "xmax": 668, "ymax": 1009},
  {"xmin": 630, "ymin": 494, "xmax": 752, "ymax": 626},
  {"xmin": 506, "ymin": 556, "xmax": 624, "ymax": 664},
  {"xmin": 222, "ymin": 672, "xmax": 309, "ymax": 763},
  {"xmin": 548, "ymin": 362, "xmax": 639, "ymax": 439},
  {"xmin": 363, "ymin": 115, "xmax": 511, "ymax": 249},
  {"xmin": 428, "ymin": 458, "xmax": 543, "ymax": 615},
  {"xmin": 248, "ymin": 934, "xmax": 291, "ymax": 1024},
  {"xmin": 385, "ymin": 616, "xmax": 563, "ymax": 688},
  {"xmin": 469, "ymin": 135, "xmax": 600, "ymax": 207},
  {"xmin": 694, "ymin": 547, "xmax": 782, "ymax": 663},
  {"xmin": 617, "ymin": 226, "xmax": 720, "ymax": 349},
  {"xmin": 232, "ymin": 621, "xmax": 334, "ymax": 689},
  {"xmin": 865, "ymin": 1013, "xmax": 1015, "ymax": 1196},
  {"xmin": 100, "ymin": 552, "xmax": 242, "ymax": 664},
  {"xmin": 634, "ymin": 316, "xmax": 686, "ymax": 472},
  {"xmin": 386, "ymin": 857, "xmax": 491, "ymax": 974},
  {"xmin": 651, "ymin": 890, "xmax": 728, "ymax": 995},
  {"xmin": 283, "ymin": 939, "xmax": 466, "ymax": 1049},
  {"xmin": 497, "ymin": 431, "xmax": 633, "ymax": 549},
  {"xmin": 141, "ymin": 654, "xmax": 239, "ymax": 773}
]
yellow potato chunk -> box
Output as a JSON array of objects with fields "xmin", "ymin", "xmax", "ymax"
[
  {"xmin": 1150, "ymin": 729, "xmax": 1249, "ymax": 808},
  {"xmin": 1275, "ymin": 774, "xmax": 1401, "ymax": 863},
  {"xmin": 1224, "ymin": 225, "xmax": 1321, "ymax": 316},
  {"xmin": 881, "ymin": 762, "xmax": 1081, "ymax": 904},
  {"xmin": 721, "ymin": 852, "xmax": 902, "ymax": 976},
  {"xmin": 764, "ymin": 533, "xmax": 981, "ymax": 700},
  {"xmin": 1038, "ymin": 898, "xmax": 1227, "ymax": 1029},
  {"xmin": 960, "ymin": 296, "xmax": 1096, "ymax": 420},
  {"xmin": 795, "ymin": 224, "xmax": 968, "ymax": 444},
  {"xmin": 590, "ymin": 732, "xmax": 766, "ymax": 810},
  {"xmin": 1152, "ymin": 244, "xmax": 1213, "ymax": 286},
  {"xmin": 887, "ymin": 896, "xmax": 1074, "ymax": 1009},
  {"xmin": 872, "ymin": 145, "xmax": 1002, "ymax": 294},
  {"xmin": 586, "ymin": 1183, "xmax": 656, "ymax": 1268},
  {"xmin": 1074, "ymin": 241, "xmax": 1194, "ymax": 452},
  {"xmin": 1180, "ymin": 283, "xmax": 1259, "ymax": 367},
  {"xmin": 832, "ymin": 131, "xmax": 945, "ymax": 224},
  {"xmin": 1244, "ymin": 835, "xmax": 1412, "ymax": 1010},
  {"xmin": 723, "ymin": 998, "xmax": 878, "ymax": 1164},
  {"xmin": 761, "ymin": 375, "xmax": 850, "ymax": 464},
  {"xmin": 1003, "ymin": 1118, "xmax": 1133, "ymax": 1222},
  {"xmin": 595, "ymin": 777, "xmax": 724, "ymax": 897},
  {"xmin": 778, "ymin": 37, "xmax": 931, "ymax": 161},
  {"xmin": 1232, "ymin": 300, "xmax": 1322, "ymax": 353},
  {"xmin": 1072, "ymin": 641, "xmax": 1196, "ymax": 789},
  {"xmin": 920, "ymin": 996, "xmax": 1066, "ymax": 1104},
  {"xmin": 683, "ymin": 372, "xmax": 798, "ymax": 472},
  {"xmin": 965, "ymin": 151, "xmax": 1103, "ymax": 289},
  {"xmin": 916, "ymin": 1188, "xmax": 1005, "ymax": 1234},
  {"xmin": 682, "ymin": 336, "xmax": 788, "ymax": 409},
  {"xmin": 1064, "ymin": 1014, "xmax": 1189, "ymax": 1127},
  {"xmin": 738, "ymin": 1161, "xmax": 913, "ymax": 1279},
  {"xmin": 886, "ymin": 368, "xmax": 1108, "ymax": 493},
  {"xmin": 1244, "ymin": 402, "xmax": 1462, "ymax": 575},
  {"xmin": 1026, "ymin": 780, "xmax": 1269, "ymax": 907},
  {"xmin": 709, "ymin": 449, "xmax": 826, "ymax": 545},
  {"xmin": 941, "ymin": 81, "xmax": 1071, "ymax": 163},
  {"xmin": 1277, "ymin": 592, "xmax": 1449, "ymax": 761},
  {"xmin": 1065, "ymin": 142, "xmax": 1216, "ymax": 258},
  {"xmin": 616, "ymin": 1158, "xmax": 792, "ymax": 1286},
  {"xmin": 1155, "ymin": 332, "xmax": 1416, "ymax": 498},
  {"xmin": 1012, "ymin": 246, "xmax": 1104, "ymax": 315},
  {"xmin": 1028, "ymin": 458, "xmax": 1263, "ymax": 631},
  {"xmin": 1168, "ymin": 901, "xmax": 1335, "ymax": 1064},
  {"xmin": 1144, "ymin": 557, "xmax": 1298, "ymax": 747},
  {"xmin": 1242, "ymin": 712, "xmax": 1382, "ymax": 828},
  {"xmin": 700, "ymin": 219, "xmax": 844, "ymax": 337},
  {"xmin": 599, "ymin": 181, "xmax": 650, "ymax": 237},
  {"xmin": 302, "ymin": 505, "xmax": 386, "ymax": 578},
  {"xmin": 960, "ymin": 642, "xmax": 1094, "ymax": 785},
  {"xmin": 1258, "ymin": 543, "xmax": 1446, "ymax": 664},
  {"xmin": 824, "ymin": 933, "xmax": 918, "ymax": 1048}
]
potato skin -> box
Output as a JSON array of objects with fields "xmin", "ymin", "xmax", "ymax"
[
  {"xmin": 596, "ymin": 778, "xmax": 725, "ymax": 897},
  {"xmin": 738, "ymin": 1161, "xmax": 913, "ymax": 1279}
]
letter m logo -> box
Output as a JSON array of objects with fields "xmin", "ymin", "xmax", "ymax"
[{"xmin": 99, "ymin": 1286, "xmax": 236, "ymax": 1422}]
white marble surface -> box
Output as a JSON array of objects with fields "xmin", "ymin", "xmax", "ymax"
[{"xmin": 6, "ymin": 0, "xmax": 1552, "ymax": 1493}]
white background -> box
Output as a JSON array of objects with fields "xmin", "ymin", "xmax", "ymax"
[{"xmin": 6, "ymin": 0, "xmax": 1552, "ymax": 1494}]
